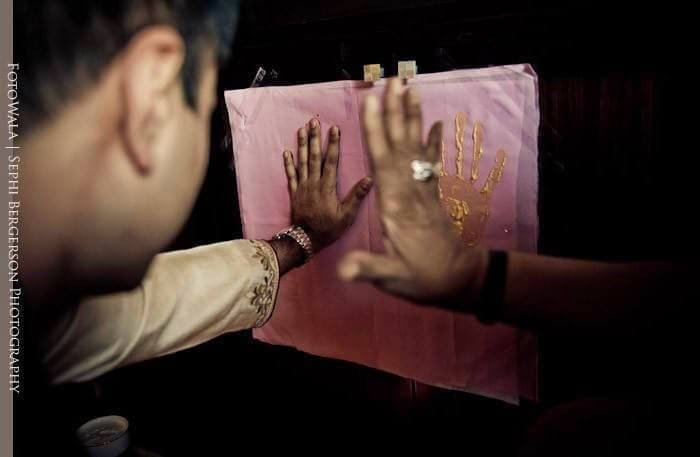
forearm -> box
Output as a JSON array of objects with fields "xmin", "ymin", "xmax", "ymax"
[
  {"xmin": 470, "ymin": 252, "xmax": 690, "ymax": 332},
  {"xmin": 42, "ymin": 240, "xmax": 280, "ymax": 383}
]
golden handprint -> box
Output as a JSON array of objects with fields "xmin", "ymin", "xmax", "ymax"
[{"xmin": 438, "ymin": 112, "xmax": 506, "ymax": 247}]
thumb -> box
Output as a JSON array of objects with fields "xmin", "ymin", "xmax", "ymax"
[
  {"xmin": 338, "ymin": 250, "xmax": 404, "ymax": 283},
  {"xmin": 340, "ymin": 176, "xmax": 373, "ymax": 222}
]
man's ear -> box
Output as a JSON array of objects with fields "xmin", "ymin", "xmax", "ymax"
[{"xmin": 119, "ymin": 26, "xmax": 185, "ymax": 174}]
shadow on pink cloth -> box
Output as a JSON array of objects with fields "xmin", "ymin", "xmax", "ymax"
[{"xmin": 225, "ymin": 65, "xmax": 539, "ymax": 404}]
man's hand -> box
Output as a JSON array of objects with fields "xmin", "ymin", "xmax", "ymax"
[
  {"xmin": 283, "ymin": 118, "xmax": 373, "ymax": 252},
  {"xmin": 338, "ymin": 78, "xmax": 486, "ymax": 305}
]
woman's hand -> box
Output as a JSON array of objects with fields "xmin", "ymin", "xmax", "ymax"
[{"xmin": 338, "ymin": 79, "xmax": 485, "ymax": 304}]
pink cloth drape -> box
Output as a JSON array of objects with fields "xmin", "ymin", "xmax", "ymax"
[{"xmin": 225, "ymin": 65, "xmax": 539, "ymax": 403}]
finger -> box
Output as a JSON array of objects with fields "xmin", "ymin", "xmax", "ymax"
[
  {"xmin": 471, "ymin": 121, "xmax": 484, "ymax": 182},
  {"xmin": 297, "ymin": 126, "xmax": 309, "ymax": 181},
  {"xmin": 338, "ymin": 250, "xmax": 405, "ymax": 283},
  {"xmin": 481, "ymin": 149, "xmax": 507, "ymax": 195},
  {"xmin": 426, "ymin": 121, "xmax": 444, "ymax": 164},
  {"xmin": 283, "ymin": 150, "xmax": 298, "ymax": 193},
  {"xmin": 404, "ymin": 87, "xmax": 423, "ymax": 145},
  {"xmin": 383, "ymin": 77, "xmax": 406, "ymax": 145},
  {"xmin": 340, "ymin": 177, "xmax": 373, "ymax": 222},
  {"xmin": 361, "ymin": 95, "xmax": 391, "ymax": 169},
  {"xmin": 455, "ymin": 112, "xmax": 467, "ymax": 178},
  {"xmin": 308, "ymin": 118, "xmax": 323, "ymax": 181},
  {"xmin": 322, "ymin": 125, "xmax": 340, "ymax": 190}
]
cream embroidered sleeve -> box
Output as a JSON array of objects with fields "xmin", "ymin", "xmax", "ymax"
[{"xmin": 41, "ymin": 240, "xmax": 280, "ymax": 384}]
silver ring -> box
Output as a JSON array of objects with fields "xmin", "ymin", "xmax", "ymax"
[{"xmin": 411, "ymin": 160, "xmax": 439, "ymax": 182}]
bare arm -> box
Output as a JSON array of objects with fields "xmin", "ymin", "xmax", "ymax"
[
  {"xmin": 475, "ymin": 253, "xmax": 689, "ymax": 331},
  {"xmin": 44, "ymin": 118, "xmax": 372, "ymax": 384},
  {"xmin": 338, "ymin": 77, "xmax": 692, "ymax": 333}
]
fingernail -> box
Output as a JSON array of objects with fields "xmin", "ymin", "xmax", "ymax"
[
  {"xmin": 331, "ymin": 125, "xmax": 340, "ymax": 137},
  {"xmin": 362, "ymin": 177, "xmax": 374, "ymax": 189},
  {"xmin": 365, "ymin": 95, "xmax": 379, "ymax": 112}
]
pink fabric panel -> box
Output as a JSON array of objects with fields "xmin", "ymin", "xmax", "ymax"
[{"xmin": 225, "ymin": 65, "xmax": 539, "ymax": 404}]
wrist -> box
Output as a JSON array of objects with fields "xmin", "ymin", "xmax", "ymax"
[
  {"xmin": 453, "ymin": 248, "xmax": 489, "ymax": 307},
  {"xmin": 471, "ymin": 250, "xmax": 509, "ymax": 324},
  {"xmin": 437, "ymin": 248, "xmax": 487, "ymax": 310},
  {"xmin": 268, "ymin": 237, "xmax": 305, "ymax": 275},
  {"xmin": 296, "ymin": 225, "xmax": 334, "ymax": 254},
  {"xmin": 465, "ymin": 249, "xmax": 490, "ymax": 304},
  {"xmin": 274, "ymin": 225, "xmax": 314, "ymax": 262}
]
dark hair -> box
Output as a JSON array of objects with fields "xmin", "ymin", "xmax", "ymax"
[{"xmin": 15, "ymin": 0, "xmax": 239, "ymax": 130}]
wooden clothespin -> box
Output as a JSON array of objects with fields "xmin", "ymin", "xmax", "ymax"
[
  {"xmin": 363, "ymin": 64, "xmax": 384, "ymax": 82},
  {"xmin": 398, "ymin": 60, "xmax": 418, "ymax": 80}
]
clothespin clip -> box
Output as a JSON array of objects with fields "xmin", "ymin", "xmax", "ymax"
[
  {"xmin": 250, "ymin": 67, "xmax": 267, "ymax": 87},
  {"xmin": 250, "ymin": 66, "xmax": 279, "ymax": 88},
  {"xmin": 363, "ymin": 64, "xmax": 384, "ymax": 83},
  {"xmin": 398, "ymin": 60, "xmax": 418, "ymax": 80}
]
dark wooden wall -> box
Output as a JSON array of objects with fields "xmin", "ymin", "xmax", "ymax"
[{"xmin": 85, "ymin": 2, "xmax": 694, "ymax": 454}]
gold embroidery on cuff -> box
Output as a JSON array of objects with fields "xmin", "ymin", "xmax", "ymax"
[{"xmin": 248, "ymin": 240, "xmax": 279, "ymax": 327}]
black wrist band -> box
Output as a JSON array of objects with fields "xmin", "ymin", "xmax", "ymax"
[{"xmin": 473, "ymin": 251, "xmax": 508, "ymax": 324}]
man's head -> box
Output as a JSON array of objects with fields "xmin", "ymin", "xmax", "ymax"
[{"xmin": 18, "ymin": 1, "xmax": 238, "ymax": 299}]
